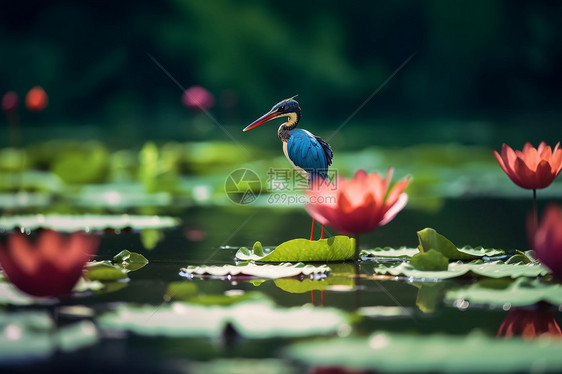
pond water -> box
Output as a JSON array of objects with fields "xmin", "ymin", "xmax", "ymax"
[{"xmin": 3, "ymin": 197, "xmax": 558, "ymax": 372}]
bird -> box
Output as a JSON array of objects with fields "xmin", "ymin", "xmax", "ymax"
[{"xmin": 243, "ymin": 96, "xmax": 333, "ymax": 240}]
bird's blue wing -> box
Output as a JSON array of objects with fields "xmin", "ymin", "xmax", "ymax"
[{"xmin": 287, "ymin": 129, "xmax": 332, "ymax": 180}]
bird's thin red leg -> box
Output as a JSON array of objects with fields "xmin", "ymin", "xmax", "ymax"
[
  {"xmin": 310, "ymin": 217, "xmax": 316, "ymax": 241},
  {"xmin": 311, "ymin": 290, "xmax": 315, "ymax": 305},
  {"xmin": 320, "ymin": 224, "xmax": 324, "ymax": 239},
  {"xmin": 321, "ymin": 290, "xmax": 325, "ymax": 306}
]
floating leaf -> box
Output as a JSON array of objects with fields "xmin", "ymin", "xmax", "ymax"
[
  {"xmin": 411, "ymin": 281, "xmax": 458, "ymax": 313},
  {"xmin": 286, "ymin": 332, "xmax": 562, "ymax": 372},
  {"xmin": 180, "ymin": 263, "xmax": 330, "ymax": 279},
  {"xmin": 252, "ymin": 241, "xmax": 264, "ymax": 256},
  {"xmin": 273, "ymin": 264, "xmax": 355, "ymax": 293},
  {"xmin": 360, "ymin": 247, "xmax": 419, "ymax": 259},
  {"xmin": 457, "ymin": 246, "xmax": 505, "ymax": 258},
  {"xmin": 0, "ymin": 312, "xmax": 98, "ymax": 363},
  {"xmin": 445, "ymin": 278, "xmax": 562, "ymax": 307},
  {"xmin": 84, "ymin": 261, "xmax": 129, "ymax": 281},
  {"xmin": 374, "ymin": 261, "xmax": 549, "ymax": 280},
  {"xmin": 98, "ymin": 300, "xmax": 350, "ymax": 339},
  {"xmin": 113, "ymin": 250, "xmax": 149, "ymax": 271},
  {"xmin": 0, "ymin": 214, "xmax": 180, "ymax": 233},
  {"xmin": 410, "ymin": 249, "xmax": 449, "ymax": 271},
  {"xmin": 235, "ymin": 236, "xmax": 355, "ymax": 262},
  {"xmin": 361, "ymin": 245, "xmax": 504, "ymax": 260},
  {"xmin": 165, "ymin": 282, "xmax": 199, "ymax": 301}
]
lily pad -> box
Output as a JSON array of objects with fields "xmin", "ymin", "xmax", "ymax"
[
  {"xmin": 97, "ymin": 299, "xmax": 350, "ymax": 339},
  {"xmin": 273, "ymin": 264, "xmax": 356, "ymax": 293},
  {"xmin": 360, "ymin": 247, "xmax": 420, "ymax": 259},
  {"xmin": 0, "ymin": 214, "xmax": 180, "ymax": 233},
  {"xmin": 179, "ymin": 263, "xmax": 330, "ymax": 280},
  {"xmin": 113, "ymin": 250, "xmax": 149, "ymax": 271},
  {"xmin": 417, "ymin": 228, "xmax": 505, "ymax": 260},
  {"xmin": 410, "ymin": 249, "xmax": 449, "ymax": 271},
  {"xmin": 360, "ymin": 245, "xmax": 504, "ymax": 260},
  {"xmin": 374, "ymin": 261, "xmax": 549, "ymax": 280},
  {"xmin": 84, "ymin": 261, "xmax": 129, "ymax": 281},
  {"xmin": 165, "ymin": 283, "xmax": 267, "ymax": 305},
  {"xmin": 0, "ymin": 311, "xmax": 98, "ymax": 363},
  {"xmin": 445, "ymin": 278, "xmax": 562, "ymax": 307},
  {"xmin": 235, "ymin": 236, "xmax": 355, "ymax": 262},
  {"xmin": 286, "ymin": 332, "xmax": 562, "ymax": 372}
]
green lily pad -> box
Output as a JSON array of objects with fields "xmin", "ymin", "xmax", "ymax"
[
  {"xmin": 457, "ymin": 246, "xmax": 505, "ymax": 258},
  {"xmin": 374, "ymin": 261, "xmax": 549, "ymax": 280},
  {"xmin": 273, "ymin": 264, "xmax": 355, "ymax": 293},
  {"xmin": 286, "ymin": 332, "xmax": 562, "ymax": 372},
  {"xmin": 360, "ymin": 247, "xmax": 420, "ymax": 259},
  {"xmin": 0, "ymin": 214, "xmax": 180, "ymax": 233},
  {"xmin": 113, "ymin": 250, "xmax": 149, "ymax": 271},
  {"xmin": 0, "ymin": 312, "xmax": 98, "ymax": 363},
  {"xmin": 98, "ymin": 299, "xmax": 350, "ymax": 339},
  {"xmin": 165, "ymin": 283, "xmax": 268, "ymax": 305},
  {"xmin": 412, "ymin": 281, "xmax": 458, "ymax": 313},
  {"xmin": 235, "ymin": 236, "xmax": 355, "ymax": 262},
  {"xmin": 180, "ymin": 263, "xmax": 330, "ymax": 279},
  {"xmin": 445, "ymin": 278, "xmax": 562, "ymax": 307},
  {"xmin": 360, "ymin": 245, "xmax": 504, "ymax": 260},
  {"xmin": 84, "ymin": 261, "xmax": 129, "ymax": 281},
  {"xmin": 410, "ymin": 249, "xmax": 449, "ymax": 271},
  {"xmin": 417, "ymin": 228, "xmax": 504, "ymax": 260}
]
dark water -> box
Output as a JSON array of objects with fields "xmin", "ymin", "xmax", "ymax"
[{"xmin": 5, "ymin": 197, "xmax": 560, "ymax": 372}]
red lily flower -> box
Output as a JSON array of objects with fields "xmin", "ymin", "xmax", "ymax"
[
  {"xmin": 493, "ymin": 142, "xmax": 562, "ymax": 190},
  {"xmin": 305, "ymin": 169, "xmax": 411, "ymax": 235},
  {"xmin": 497, "ymin": 308, "xmax": 561, "ymax": 339},
  {"xmin": 534, "ymin": 205, "xmax": 562, "ymax": 280},
  {"xmin": 182, "ymin": 86, "xmax": 215, "ymax": 111},
  {"xmin": 0, "ymin": 230, "xmax": 99, "ymax": 297},
  {"xmin": 25, "ymin": 86, "xmax": 48, "ymax": 112}
]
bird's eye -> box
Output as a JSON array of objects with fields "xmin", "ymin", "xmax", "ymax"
[{"xmin": 278, "ymin": 105, "xmax": 285, "ymax": 111}]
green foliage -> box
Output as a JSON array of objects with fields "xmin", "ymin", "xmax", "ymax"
[
  {"xmin": 411, "ymin": 249, "xmax": 449, "ymax": 271},
  {"xmin": 113, "ymin": 250, "xmax": 149, "ymax": 271},
  {"xmin": 50, "ymin": 142, "xmax": 109, "ymax": 185},
  {"xmin": 84, "ymin": 261, "xmax": 129, "ymax": 281},
  {"xmin": 180, "ymin": 262, "xmax": 330, "ymax": 279},
  {"xmin": 360, "ymin": 247, "xmax": 419, "ymax": 259},
  {"xmin": 0, "ymin": 312, "xmax": 98, "ymax": 361},
  {"xmin": 286, "ymin": 332, "xmax": 562, "ymax": 372},
  {"xmin": 417, "ymin": 227, "xmax": 475, "ymax": 260},
  {"xmin": 445, "ymin": 278, "xmax": 562, "ymax": 307},
  {"xmin": 0, "ymin": 214, "xmax": 180, "ymax": 232},
  {"xmin": 138, "ymin": 142, "xmax": 180, "ymax": 194},
  {"xmin": 374, "ymin": 260, "xmax": 549, "ymax": 280},
  {"xmin": 98, "ymin": 299, "xmax": 351, "ymax": 339},
  {"xmin": 236, "ymin": 236, "xmax": 355, "ymax": 262}
]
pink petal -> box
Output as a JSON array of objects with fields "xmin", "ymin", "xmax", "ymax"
[
  {"xmin": 380, "ymin": 193, "xmax": 409, "ymax": 226},
  {"xmin": 384, "ymin": 176, "xmax": 412, "ymax": 210}
]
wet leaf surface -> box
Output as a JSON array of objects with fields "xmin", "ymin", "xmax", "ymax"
[
  {"xmin": 286, "ymin": 332, "xmax": 562, "ymax": 372},
  {"xmin": 236, "ymin": 236, "xmax": 355, "ymax": 262},
  {"xmin": 98, "ymin": 299, "xmax": 351, "ymax": 339},
  {"xmin": 180, "ymin": 262, "xmax": 330, "ymax": 279},
  {"xmin": 445, "ymin": 278, "xmax": 562, "ymax": 307},
  {"xmin": 374, "ymin": 260, "xmax": 549, "ymax": 280}
]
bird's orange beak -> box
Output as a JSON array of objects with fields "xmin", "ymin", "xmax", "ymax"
[{"xmin": 243, "ymin": 110, "xmax": 279, "ymax": 132}]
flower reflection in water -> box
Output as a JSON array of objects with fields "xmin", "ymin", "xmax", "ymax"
[
  {"xmin": 0, "ymin": 229, "xmax": 99, "ymax": 298},
  {"xmin": 497, "ymin": 308, "xmax": 561, "ymax": 340}
]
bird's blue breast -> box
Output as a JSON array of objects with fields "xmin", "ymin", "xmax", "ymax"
[{"xmin": 285, "ymin": 129, "xmax": 332, "ymax": 182}]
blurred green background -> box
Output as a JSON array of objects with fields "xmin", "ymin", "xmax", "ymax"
[{"xmin": 1, "ymin": 0, "xmax": 561, "ymax": 149}]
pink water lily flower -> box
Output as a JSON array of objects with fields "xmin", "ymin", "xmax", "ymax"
[
  {"xmin": 534, "ymin": 205, "xmax": 562, "ymax": 280},
  {"xmin": 305, "ymin": 168, "xmax": 411, "ymax": 235},
  {"xmin": 493, "ymin": 142, "xmax": 562, "ymax": 190},
  {"xmin": 0, "ymin": 230, "xmax": 99, "ymax": 298}
]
